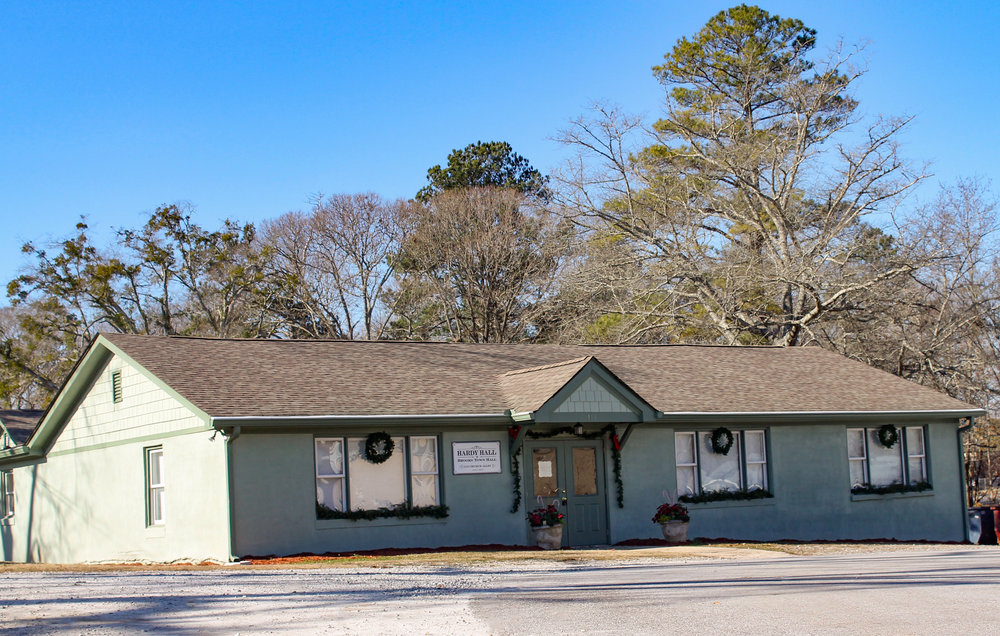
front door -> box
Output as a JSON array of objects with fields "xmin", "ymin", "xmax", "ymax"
[{"xmin": 525, "ymin": 439, "xmax": 608, "ymax": 546}]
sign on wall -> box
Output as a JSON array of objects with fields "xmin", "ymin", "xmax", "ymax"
[{"xmin": 452, "ymin": 441, "xmax": 502, "ymax": 474}]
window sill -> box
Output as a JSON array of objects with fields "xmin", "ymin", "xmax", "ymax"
[
  {"xmin": 144, "ymin": 525, "xmax": 166, "ymax": 538},
  {"xmin": 316, "ymin": 516, "xmax": 448, "ymax": 531},
  {"xmin": 851, "ymin": 490, "xmax": 934, "ymax": 502},
  {"xmin": 686, "ymin": 498, "xmax": 776, "ymax": 510}
]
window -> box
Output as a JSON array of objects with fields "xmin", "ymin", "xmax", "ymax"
[
  {"xmin": 111, "ymin": 370, "xmax": 123, "ymax": 403},
  {"xmin": 846, "ymin": 426, "xmax": 928, "ymax": 489},
  {"xmin": 1, "ymin": 470, "xmax": 13, "ymax": 518},
  {"xmin": 146, "ymin": 447, "xmax": 165, "ymax": 525},
  {"xmin": 674, "ymin": 430, "xmax": 768, "ymax": 496},
  {"xmin": 314, "ymin": 435, "xmax": 440, "ymax": 513}
]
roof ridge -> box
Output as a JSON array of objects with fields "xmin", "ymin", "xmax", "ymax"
[
  {"xmin": 107, "ymin": 333, "xmax": 786, "ymax": 349},
  {"xmin": 501, "ymin": 356, "xmax": 593, "ymax": 377}
]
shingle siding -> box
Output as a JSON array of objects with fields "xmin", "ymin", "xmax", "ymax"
[
  {"xmin": 554, "ymin": 377, "xmax": 633, "ymax": 414},
  {"xmin": 50, "ymin": 355, "xmax": 203, "ymax": 453}
]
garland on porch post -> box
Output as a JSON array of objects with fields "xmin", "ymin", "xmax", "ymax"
[
  {"xmin": 512, "ymin": 423, "xmax": 626, "ymax": 510},
  {"xmin": 610, "ymin": 431, "xmax": 624, "ymax": 508},
  {"xmin": 510, "ymin": 448, "xmax": 522, "ymax": 513}
]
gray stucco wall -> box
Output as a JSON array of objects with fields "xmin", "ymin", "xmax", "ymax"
[
  {"xmin": 614, "ymin": 422, "xmax": 965, "ymax": 543},
  {"xmin": 229, "ymin": 419, "xmax": 966, "ymax": 558},
  {"xmin": 230, "ymin": 429, "xmax": 529, "ymax": 557}
]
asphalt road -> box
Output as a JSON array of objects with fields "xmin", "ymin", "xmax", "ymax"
[{"xmin": 2, "ymin": 548, "xmax": 999, "ymax": 634}]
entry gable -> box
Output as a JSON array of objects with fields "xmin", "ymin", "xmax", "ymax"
[{"xmin": 499, "ymin": 356, "xmax": 656, "ymax": 423}]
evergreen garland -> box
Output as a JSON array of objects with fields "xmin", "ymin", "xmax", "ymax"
[
  {"xmin": 316, "ymin": 502, "xmax": 449, "ymax": 521},
  {"xmin": 513, "ymin": 423, "xmax": 626, "ymax": 509},
  {"xmin": 851, "ymin": 481, "xmax": 931, "ymax": 496},
  {"xmin": 610, "ymin": 441, "xmax": 624, "ymax": 508},
  {"xmin": 679, "ymin": 488, "xmax": 773, "ymax": 504},
  {"xmin": 510, "ymin": 447, "xmax": 522, "ymax": 513}
]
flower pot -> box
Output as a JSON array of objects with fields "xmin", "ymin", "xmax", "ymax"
[
  {"xmin": 531, "ymin": 524, "xmax": 564, "ymax": 550},
  {"xmin": 660, "ymin": 520, "xmax": 689, "ymax": 543}
]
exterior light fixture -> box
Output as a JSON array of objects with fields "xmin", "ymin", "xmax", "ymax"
[{"xmin": 573, "ymin": 423, "xmax": 584, "ymax": 436}]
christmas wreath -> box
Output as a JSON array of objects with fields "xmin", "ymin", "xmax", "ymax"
[
  {"xmin": 877, "ymin": 424, "xmax": 899, "ymax": 448},
  {"xmin": 710, "ymin": 427, "xmax": 734, "ymax": 455},
  {"xmin": 364, "ymin": 431, "xmax": 395, "ymax": 464}
]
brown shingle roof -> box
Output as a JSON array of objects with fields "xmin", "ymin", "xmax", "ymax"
[
  {"xmin": 100, "ymin": 334, "xmax": 977, "ymax": 419},
  {"xmin": 499, "ymin": 356, "xmax": 593, "ymax": 413},
  {"xmin": 0, "ymin": 410, "xmax": 45, "ymax": 445}
]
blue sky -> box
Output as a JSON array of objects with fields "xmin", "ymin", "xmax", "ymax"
[{"xmin": 1, "ymin": 1, "xmax": 998, "ymax": 293}]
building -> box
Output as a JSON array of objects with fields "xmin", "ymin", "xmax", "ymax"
[{"xmin": 0, "ymin": 334, "xmax": 983, "ymax": 563}]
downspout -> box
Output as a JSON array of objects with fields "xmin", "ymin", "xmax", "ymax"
[
  {"xmin": 957, "ymin": 417, "xmax": 976, "ymax": 543},
  {"xmin": 220, "ymin": 425, "xmax": 241, "ymax": 562}
]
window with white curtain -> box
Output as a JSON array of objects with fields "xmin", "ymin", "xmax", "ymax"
[
  {"xmin": 145, "ymin": 447, "xmax": 165, "ymax": 526},
  {"xmin": 674, "ymin": 430, "xmax": 769, "ymax": 496},
  {"xmin": 846, "ymin": 426, "xmax": 928, "ymax": 489},
  {"xmin": 315, "ymin": 435, "xmax": 440, "ymax": 513},
  {"xmin": 1, "ymin": 470, "xmax": 13, "ymax": 518}
]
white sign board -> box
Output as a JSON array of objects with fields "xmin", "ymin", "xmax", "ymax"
[{"xmin": 452, "ymin": 441, "xmax": 502, "ymax": 474}]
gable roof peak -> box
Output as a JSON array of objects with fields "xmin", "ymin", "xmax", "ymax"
[{"xmin": 501, "ymin": 356, "xmax": 594, "ymax": 377}]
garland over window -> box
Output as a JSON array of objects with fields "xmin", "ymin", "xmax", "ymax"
[
  {"xmin": 851, "ymin": 481, "xmax": 931, "ymax": 496},
  {"xmin": 364, "ymin": 431, "xmax": 395, "ymax": 464},
  {"xmin": 316, "ymin": 502, "xmax": 449, "ymax": 521},
  {"xmin": 679, "ymin": 488, "xmax": 773, "ymax": 504}
]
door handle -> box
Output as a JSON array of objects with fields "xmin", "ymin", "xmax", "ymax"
[{"xmin": 561, "ymin": 497, "xmax": 568, "ymax": 506}]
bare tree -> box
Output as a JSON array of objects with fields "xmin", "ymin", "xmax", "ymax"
[{"xmin": 261, "ymin": 193, "xmax": 408, "ymax": 340}]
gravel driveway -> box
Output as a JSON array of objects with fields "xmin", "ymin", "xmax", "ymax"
[{"xmin": 2, "ymin": 546, "xmax": 999, "ymax": 634}]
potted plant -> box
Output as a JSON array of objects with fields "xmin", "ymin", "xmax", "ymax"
[
  {"xmin": 652, "ymin": 501, "xmax": 690, "ymax": 542},
  {"xmin": 527, "ymin": 503, "xmax": 565, "ymax": 549}
]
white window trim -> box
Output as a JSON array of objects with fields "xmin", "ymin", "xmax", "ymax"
[
  {"xmin": 315, "ymin": 437, "xmax": 346, "ymax": 512},
  {"xmin": 408, "ymin": 436, "xmax": 440, "ymax": 507},
  {"xmin": 675, "ymin": 429, "xmax": 769, "ymax": 496},
  {"xmin": 1, "ymin": 470, "xmax": 13, "ymax": 519},
  {"xmin": 675, "ymin": 432, "xmax": 699, "ymax": 494},
  {"xmin": 906, "ymin": 427, "xmax": 927, "ymax": 484},
  {"xmin": 847, "ymin": 426, "xmax": 929, "ymax": 489},
  {"xmin": 847, "ymin": 428, "xmax": 869, "ymax": 488},
  {"xmin": 146, "ymin": 447, "xmax": 165, "ymax": 526},
  {"xmin": 745, "ymin": 430, "xmax": 768, "ymax": 491},
  {"xmin": 314, "ymin": 435, "xmax": 441, "ymax": 513}
]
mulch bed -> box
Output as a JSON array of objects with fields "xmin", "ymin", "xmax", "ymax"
[
  {"xmin": 242, "ymin": 543, "xmax": 545, "ymax": 564},
  {"xmin": 241, "ymin": 537, "xmax": 970, "ymax": 564}
]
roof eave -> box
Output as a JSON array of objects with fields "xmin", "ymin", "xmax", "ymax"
[
  {"xmin": 654, "ymin": 409, "xmax": 986, "ymax": 425},
  {"xmin": 211, "ymin": 413, "xmax": 515, "ymax": 429},
  {"xmin": 0, "ymin": 445, "xmax": 45, "ymax": 469}
]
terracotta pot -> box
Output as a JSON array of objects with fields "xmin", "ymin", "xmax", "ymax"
[
  {"xmin": 660, "ymin": 520, "xmax": 689, "ymax": 543},
  {"xmin": 531, "ymin": 524, "xmax": 564, "ymax": 550}
]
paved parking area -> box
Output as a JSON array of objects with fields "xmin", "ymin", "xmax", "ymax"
[{"xmin": 2, "ymin": 547, "xmax": 999, "ymax": 634}]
